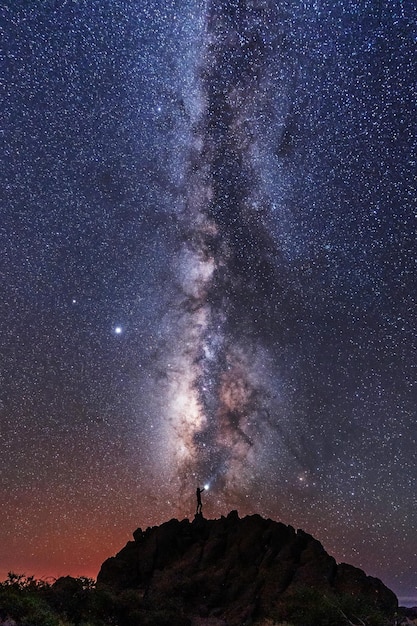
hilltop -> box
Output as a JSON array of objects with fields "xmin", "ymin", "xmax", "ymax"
[{"xmin": 97, "ymin": 510, "xmax": 398, "ymax": 625}]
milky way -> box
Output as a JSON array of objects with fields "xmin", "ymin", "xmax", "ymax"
[
  {"xmin": 1, "ymin": 0, "xmax": 416, "ymax": 606},
  {"xmin": 160, "ymin": 1, "xmax": 301, "ymax": 502}
]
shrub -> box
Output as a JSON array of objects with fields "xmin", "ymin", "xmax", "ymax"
[{"xmin": 269, "ymin": 586, "xmax": 391, "ymax": 626}]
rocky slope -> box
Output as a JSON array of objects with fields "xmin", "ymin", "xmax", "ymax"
[{"xmin": 97, "ymin": 511, "xmax": 398, "ymax": 625}]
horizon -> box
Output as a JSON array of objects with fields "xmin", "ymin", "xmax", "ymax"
[{"xmin": 1, "ymin": 509, "xmax": 416, "ymax": 607}]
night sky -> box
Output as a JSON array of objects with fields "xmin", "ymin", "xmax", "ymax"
[{"xmin": 1, "ymin": 0, "xmax": 416, "ymax": 606}]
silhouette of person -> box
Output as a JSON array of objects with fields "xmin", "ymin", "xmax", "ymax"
[{"xmin": 196, "ymin": 486, "xmax": 205, "ymax": 515}]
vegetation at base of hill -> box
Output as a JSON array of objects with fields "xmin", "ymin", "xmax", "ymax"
[
  {"xmin": 265, "ymin": 585, "xmax": 395, "ymax": 626},
  {"xmin": 0, "ymin": 574, "xmax": 189, "ymax": 626},
  {"xmin": 0, "ymin": 573, "xmax": 405, "ymax": 626}
]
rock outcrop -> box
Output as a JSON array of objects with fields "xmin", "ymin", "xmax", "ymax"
[{"xmin": 97, "ymin": 511, "xmax": 398, "ymax": 625}]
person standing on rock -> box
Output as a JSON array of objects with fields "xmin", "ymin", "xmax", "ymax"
[{"xmin": 196, "ymin": 486, "xmax": 205, "ymax": 515}]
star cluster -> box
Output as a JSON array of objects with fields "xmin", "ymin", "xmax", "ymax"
[{"xmin": 1, "ymin": 0, "xmax": 416, "ymax": 606}]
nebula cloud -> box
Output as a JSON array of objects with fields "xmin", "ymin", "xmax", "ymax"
[{"xmin": 155, "ymin": 0, "xmax": 304, "ymax": 503}]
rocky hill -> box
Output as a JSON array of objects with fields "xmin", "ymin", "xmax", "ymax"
[{"xmin": 97, "ymin": 511, "xmax": 398, "ymax": 625}]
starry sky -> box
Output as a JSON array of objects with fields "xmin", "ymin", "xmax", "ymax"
[{"xmin": 1, "ymin": 0, "xmax": 416, "ymax": 606}]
